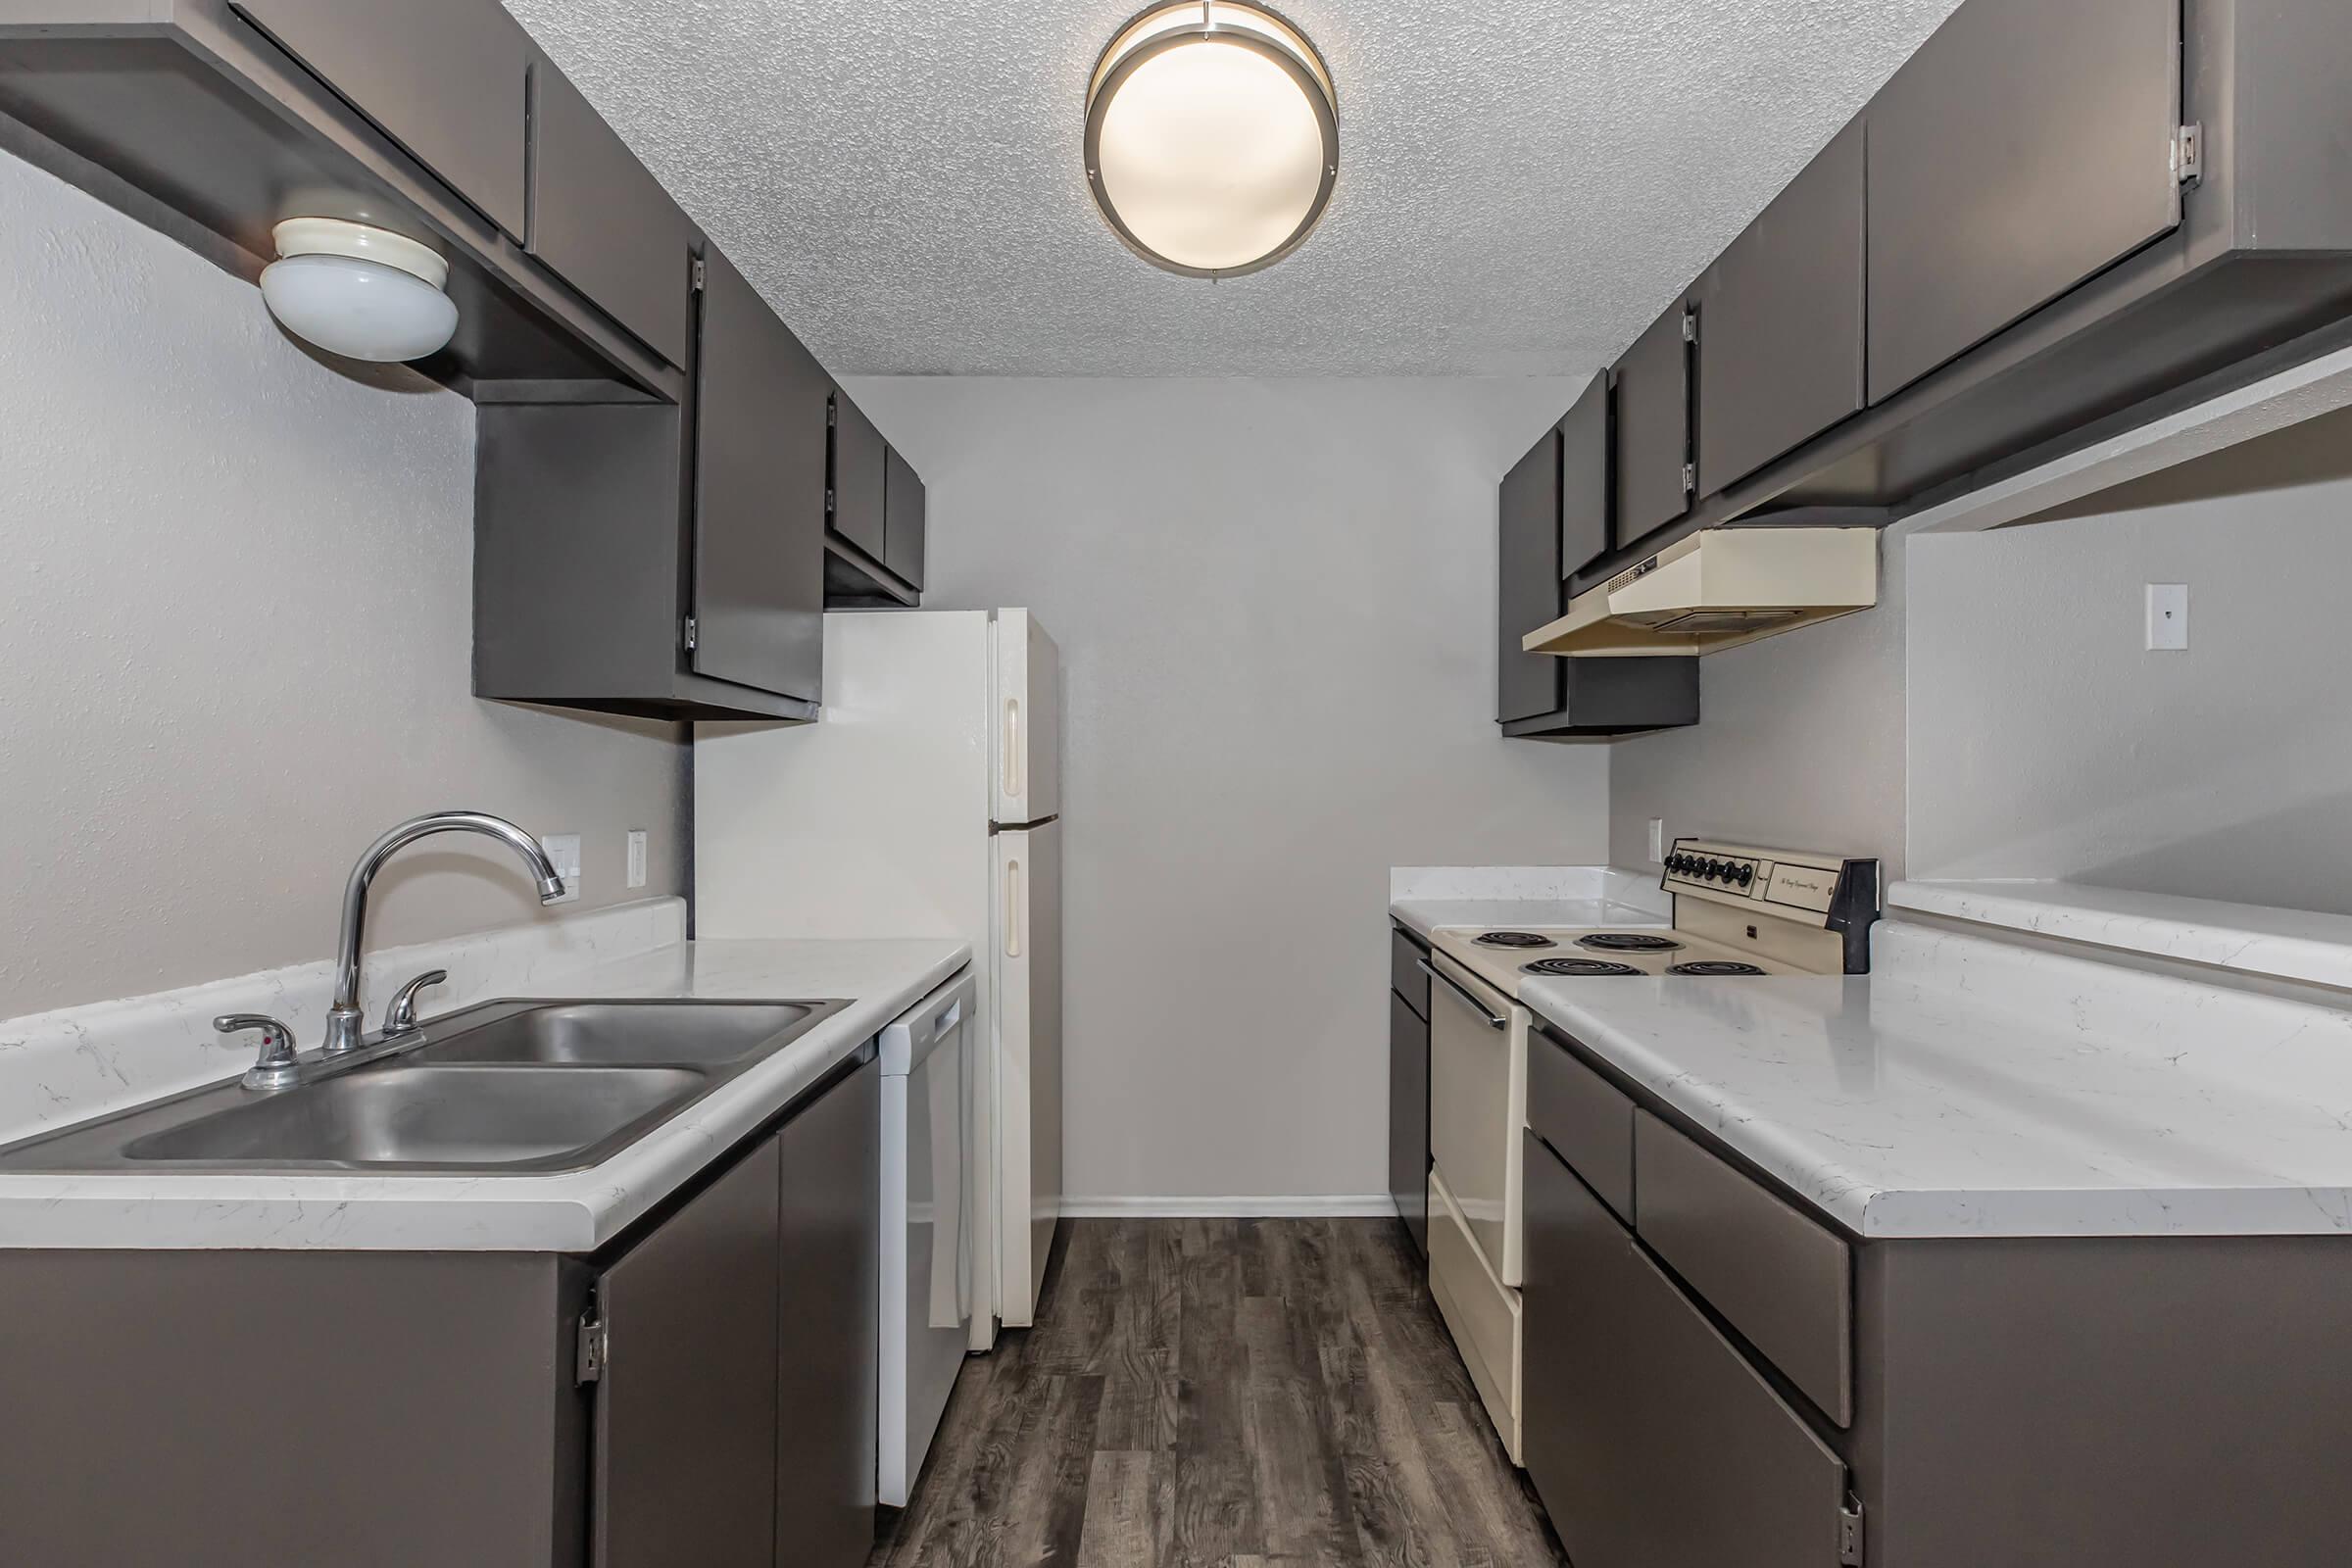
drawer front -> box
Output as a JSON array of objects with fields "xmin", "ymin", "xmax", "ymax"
[
  {"xmin": 1634, "ymin": 1111, "xmax": 1852, "ymax": 1425},
  {"xmin": 1525, "ymin": 1131, "xmax": 1847, "ymax": 1568},
  {"xmin": 1428, "ymin": 1171, "xmax": 1520, "ymax": 1461},
  {"xmin": 1526, "ymin": 1027, "xmax": 1634, "ymax": 1221},
  {"xmin": 1390, "ymin": 926, "xmax": 1430, "ymax": 1019},
  {"xmin": 1425, "ymin": 958, "xmax": 1515, "ymax": 1279}
]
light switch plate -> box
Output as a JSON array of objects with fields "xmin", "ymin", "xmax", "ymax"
[
  {"xmin": 2145, "ymin": 583, "xmax": 2188, "ymax": 651},
  {"xmin": 540, "ymin": 833, "xmax": 582, "ymax": 904},
  {"xmin": 626, "ymin": 830, "xmax": 648, "ymax": 890},
  {"xmin": 1646, "ymin": 818, "xmax": 1666, "ymax": 864}
]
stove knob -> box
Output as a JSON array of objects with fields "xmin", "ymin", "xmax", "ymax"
[
  {"xmin": 1705, "ymin": 859, "xmax": 1728, "ymax": 881},
  {"xmin": 1736, "ymin": 864, "xmax": 1755, "ymax": 888},
  {"xmin": 1669, "ymin": 855, "xmax": 1690, "ymax": 875}
]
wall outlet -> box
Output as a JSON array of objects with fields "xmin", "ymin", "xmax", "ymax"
[
  {"xmin": 1646, "ymin": 818, "xmax": 1666, "ymax": 864},
  {"xmin": 2145, "ymin": 583, "xmax": 2188, "ymax": 651},
  {"xmin": 626, "ymin": 830, "xmax": 648, "ymax": 890},
  {"xmin": 539, "ymin": 833, "xmax": 582, "ymax": 904}
]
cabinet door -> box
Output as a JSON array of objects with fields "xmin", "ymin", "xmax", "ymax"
[
  {"xmin": 1613, "ymin": 301, "xmax": 1693, "ymax": 552},
  {"xmin": 596, "ymin": 1137, "xmax": 783, "ymax": 1568},
  {"xmin": 1868, "ymin": 0, "xmax": 2182, "ymax": 402},
  {"xmin": 1558, "ymin": 371, "xmax": 1611, "ymax": 582},
  {"xmin": 529, "ymin": 62, "xmax": 696, "ymax": 368},
  {"xmin": 883, "ymin": 445, "xmax": 927, "ymax": 591},
  {"xmin": 828, "ymin": 392, "xmax": 888, "ymax": 562},
  {"xmin": 1389, "ymin": 990, "xmax": 1431, "ymax": 1259},
  {"xmin": 232, "ymin": 0, "xmax": 529, "ymax": 236},
  {"xmin": 693, "ymin": 247, "xmax": 828, "ymax": 703},
  {"xmin": 1521, "ymin": 1133, "xmax": 1847, "ymax": 1568},
  {"xmin": 775, "ymin": 1061, "xmax": 883, "ymax": 1568},
  {"xmin": 1496, "ymin": 426, "xmax": 1563, "ymax": 725},
  {"xmin": 1697, "ymin": 122, "xmax": 1866, "ymax": 495}
]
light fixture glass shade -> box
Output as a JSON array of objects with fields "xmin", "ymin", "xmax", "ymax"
[
  {"xmin": 259, "ymin": 219, "xmax": 460, "ymax": 363},
  {"xmin": 1086, "ymin": 2, "xmax": 1338, "ymax": 277}
]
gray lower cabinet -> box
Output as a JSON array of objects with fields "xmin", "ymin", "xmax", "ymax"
[
  {"xmin": 1388, "ymin": 973, "xmax": 1431, "ymax": 1259},
  {"xmin": 692, "ymin": 246, "xmax": 830, "ymax": 706},
  {"xmin": 598, "ymin": 1137, "xmax": 784, "ymax": 1567},
  {"xmin": 1695, "ymin": 120, "xmax": 1866, "ymax": 496},
  {"xmin": 528, "ymin": 59, "xmax": 697, "ymax": 368},
  {"xmin": 1611, "ymin": 299, "xmax": 1692, "ymax": 555},
  {"xmin": 1865, "ymin": 0, "xmax": 2183, "ymax": 403},
  {"xmin": 230, "ymin": 0, "xmax": 530, "ymax": 238},
  {"xmin": 1522, "ymin": 1130, "xmax": 1848, "ymax": 1568}
]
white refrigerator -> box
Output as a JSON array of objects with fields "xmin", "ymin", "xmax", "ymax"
[{"xmin": 696, "ymin": 609, "xmax": 1063, "ymax": 1344}]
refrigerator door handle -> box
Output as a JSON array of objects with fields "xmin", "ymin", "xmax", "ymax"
[
  {"xmin": 1004, "ymin": 698, "xmax": 1022, "ymax": 803},
  {"xmin": 1004, "ymin": 858, "xmax": 1023, "ymax": 957}
]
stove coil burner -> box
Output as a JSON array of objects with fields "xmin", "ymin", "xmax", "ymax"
[
  {"xmin": 1473, "ymin": 931, "xmax": 1556, "ymax": 950},
  {"xmin": 1577, "ymin": 932, "xmax": 1683, "ymax": 953},
  {"xmin": 1667, "ymin": 960, "xmax": 1768, "ymax": 977},
  {"xmin": 1522, "ymin": 958, "xmax": 1643, "ymax": 978}
]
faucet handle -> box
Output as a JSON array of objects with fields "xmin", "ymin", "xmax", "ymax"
[
  {"xmin": 381, "ymin": 969, "xmax": 448, "ymax": 1037},
  {"xmin": 218, "ymin": 1014, "xmax": 299, "ymax": 1092}
]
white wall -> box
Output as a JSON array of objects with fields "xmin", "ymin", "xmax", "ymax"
[
  {"xmin": 0, "ymin": 149, "xmax": 687, "ymax": 1020},
  {"xmin": 1908, "ymin": 414, "xmax": 2352, "ymax": 914},
  {"xmin": 1609, "ymin": 533, "xmax": 1911, "ymax": 876},
  {"xmin": 846, "ymin": 376, "xmax": 1613, "ymax": 1203}
]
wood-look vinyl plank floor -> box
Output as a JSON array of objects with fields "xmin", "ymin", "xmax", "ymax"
[{"xmin": 871, "ymin": 1218, "xmax": 1564, "ymax": 1568}]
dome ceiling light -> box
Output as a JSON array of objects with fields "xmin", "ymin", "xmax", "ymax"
[
  {"xmin": 1084, "ymin": 2, "xmax": 1339, "ymax": 278},
  {"xmin": 258, "ymin": 218, "xmax": 460, "ymax": 364}
]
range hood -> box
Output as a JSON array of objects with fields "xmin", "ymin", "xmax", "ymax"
[{"xmin": 1523, "ymin": 528, "xmax": 1879, "ymax": 658}]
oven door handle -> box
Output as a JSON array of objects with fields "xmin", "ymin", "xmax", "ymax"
[{"xmin": 1419, "ymin": 959, "xmax": 1507, "ymax": 1031}]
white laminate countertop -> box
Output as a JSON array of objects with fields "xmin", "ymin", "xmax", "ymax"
[
  {"xmin": 0, "ymin": 937, "xmax": 970, "ymax": 1251},
  {"xmin": 1513, "ymin": 919, "xmax": 2352, "ymax": 1240}
]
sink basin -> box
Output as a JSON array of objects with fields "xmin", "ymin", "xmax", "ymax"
[
  {"xmin": 121, "ymin": 1066, "xmax": 706, "ymax": 1170},
  {"xmin": 410, "ymin": 1002, "xmax": 823, "ymax": 1067},
  {"xmin": 0, "ymin": 995, "xmax": 852, "ymax": 1176}
]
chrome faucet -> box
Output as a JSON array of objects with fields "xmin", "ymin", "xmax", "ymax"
[{"xmin": 321, "ymin": 812, "xmax": 565, "ymax": 1054}]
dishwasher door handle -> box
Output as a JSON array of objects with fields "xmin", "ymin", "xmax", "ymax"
[{"xmin": 1420, "ymin": 959, "xmax": 1507, "ymax": 1030}]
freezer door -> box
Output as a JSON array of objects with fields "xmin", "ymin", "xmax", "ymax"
[
  {"xmin": 992, "ymin": 611, "xmax": 1062, "ymax": 826},
  {"xmin": 991, "ymin": 820, "xmax": 1062, "ymax": 1326}
]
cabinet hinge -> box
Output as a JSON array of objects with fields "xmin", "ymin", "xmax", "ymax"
[
  {"xmin": 691, "ymin": 256, "xmax": 708, "ymax": 292},
  {"xmin": 682, "ymin": 615, "xmax": 699, "ymax": 653},
  {"xmin": 1680, "ymin": 461, "xmax": 1697, "ymax": 495},
  {"xmin": 2174, "ymin": 122, "xmax": 2204, "ymax": 187},
  {"xmin": 824, "ymin": 487, "xmax": 836, "ymax": 514},
  {"xmin": 575, "ymin": 1312, "xmax": 609, "ymax": 1385},
  {"xmin": 1681, "ymin": 307, "xmax": 1698, "ymax": 344},
  {"xmin": 1838, "ymin": 1495, "xmax": 1866, "ymax": 1566},
  {"xmin": 826, "ymin": 400, "xmax": 838, "ymax": 429}
]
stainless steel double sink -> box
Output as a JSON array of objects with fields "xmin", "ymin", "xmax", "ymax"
[{"xmin": 0, "ymin": 1000, "xmax": 846, "ymax": 1175}]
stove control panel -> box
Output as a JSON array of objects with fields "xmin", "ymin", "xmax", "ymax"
[{"xmin": 1663, "ymin": 839, "xmax": 1878, "ymax": 929}]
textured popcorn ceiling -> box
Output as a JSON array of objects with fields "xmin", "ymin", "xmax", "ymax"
[{"xmin": 503, "ymin": 0, "xmax": 1963, "ymax": 377}]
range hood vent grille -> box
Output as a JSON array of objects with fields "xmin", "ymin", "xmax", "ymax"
[{"xmin": 1524, "ymin": 528, "xmax": 1879, "ymax": 658}]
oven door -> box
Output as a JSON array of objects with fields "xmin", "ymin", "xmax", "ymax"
[{"xmin": 1424, "ymin": 956, "xmax": 1527, "ymax": 1284}]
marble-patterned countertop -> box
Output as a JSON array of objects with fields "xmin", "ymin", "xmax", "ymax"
[
  {"xmin": 1517, "ymin": 919, "xmax": 2352, "ymax": 1240},
  {"xmin": 1389, "ymin": 864, "xmax": 1669, "ymax": 940},
  {"xmin": 0, "ymin": 936, "xmax": 969, "ymax": 1251}
]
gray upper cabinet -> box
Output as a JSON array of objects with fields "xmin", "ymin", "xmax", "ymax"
[
  {"xmin": 693, "ymin": 247, "xmax": 829, "ymax": 706},
  {"xmin": 1558, "ymin": 370, "xmax": 1611, "ymax": 582},
  {"xmin": 595, "ymin": 1136, "xmax": 783, "ymax": 1568},
  {"xmin": 529, "ymin": 61, "xmax": 697, "ymax": 368},
  {"xmin": 1496, "ymin": 425, "xmax": 1563, "ymax": 725},
  {"xmin": 1696, "ymin": 122, "xmax": 1866, "ymax": 495},
  {"xmin": 883, "ymin": 445, "xmax": 927, "ymax": 592},
  {"xmin": 1612, "ymin": 300, "xmax": 1693, "ymax": 554},
  {"xmin": 230, "ymin": 0, "xmax": 529, "ymax": 238},
  {"xmin": 1867, "ymin": 0, "xmax": 2183, "ymax": 403},
  {"xmin": 828, "ymin": 392, "xmax": 888, "ymax": 563}
]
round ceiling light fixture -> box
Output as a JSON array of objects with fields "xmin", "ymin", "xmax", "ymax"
[
  {"xmin": 1084, "ymin": 2, "xmax": 1338, "ymax": 278},
  {"xmin": 259, "ymin": 218, "xmax": 460, "ymax": 363}
]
